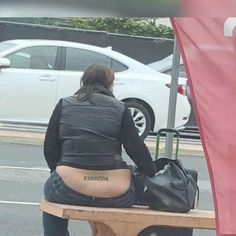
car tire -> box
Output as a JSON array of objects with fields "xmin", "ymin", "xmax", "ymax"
[{"xmin": 126, "ymin": 101, "xmax": 152, "ymax": 139}]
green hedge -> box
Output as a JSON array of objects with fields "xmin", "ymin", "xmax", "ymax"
[
  {"xmin": 66, "ymin": 18, "xmax": 174, "ymax": 39},
  {"xmin": 0, "ymin": 17, "xmax": 174, "ymax": 39}
]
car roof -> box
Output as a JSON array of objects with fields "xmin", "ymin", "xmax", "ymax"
[{"xmin": 4, "ymin": 39, "xmax": 112, "ymax": 50}]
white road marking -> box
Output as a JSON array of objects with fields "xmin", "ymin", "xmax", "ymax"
[
  {"xmin": 0, "ymin": 200, "xmax": 39, "ymax": 206},
  {"xmin": 0, "ymin": 166, "xmax": 49, "ymax": 171},
  {"xmin": 0, "ymin": 167, "xmax": 212, "ymax": 192}
]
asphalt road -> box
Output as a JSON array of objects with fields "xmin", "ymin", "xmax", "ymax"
[{"xmin": 0, "ymin": 142, "xmax": 215, "ymax": 236}]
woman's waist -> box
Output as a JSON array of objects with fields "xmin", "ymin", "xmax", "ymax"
[
  {"xmin": 57, "ymin": 157, "xmax": 130, "ymax": 170},
  {"xmin": 56, "ymin": 165, "xmax": 131, "ymax": 178},
  {"xmin": 56, "ymin": 165, "xmax": 131, "ymax": 197}
]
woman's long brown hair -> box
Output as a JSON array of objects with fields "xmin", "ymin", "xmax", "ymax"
[{"xmin": 74, "ymin": 64, "xmax": 115, "ymax": 101}]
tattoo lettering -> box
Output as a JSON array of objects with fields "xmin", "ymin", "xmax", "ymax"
[{"xmin": 84, "ymin": 176, "xmax": 109, "ymax": 181}]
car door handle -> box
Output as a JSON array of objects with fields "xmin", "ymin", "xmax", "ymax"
[{"xmin": 39, "ymin": 75, "xmax": 56, "ymax": 82}]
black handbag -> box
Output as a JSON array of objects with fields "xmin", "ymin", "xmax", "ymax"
[
  {"xmin": 133, "ymin": 128, "xmax": 198, "ymax": 213},
  {"xmin": 143, "ymin": 158, "xmax": 198, "ymax": 213}
]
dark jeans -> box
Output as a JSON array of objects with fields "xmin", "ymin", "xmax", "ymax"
[{"xmin": 43, "ymin": 170, "xmax": 135, "ymax": 236}]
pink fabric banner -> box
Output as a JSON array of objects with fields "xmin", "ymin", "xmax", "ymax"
[
  {"xmin": 181, "ymin": 0, "xmax": 236, "ymax": 16},
  {"xmin": 172, "ymin": 18, "xmax": 236, "ymax": 235}
]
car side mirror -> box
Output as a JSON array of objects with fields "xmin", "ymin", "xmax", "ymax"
[{"xmin": 0, "ymin": 58, "xmax": 11, "ymax": 69}]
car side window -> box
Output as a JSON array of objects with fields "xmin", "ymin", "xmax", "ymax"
[
  {"xmin": 65, "ymin": 47, "xmax": 128, "ymax": 72},
  {"xmin": 111, "ymin": 59, "xmax": 128, "ymax": 72},
  {"xmin": 6, "ymin": 46, "xmax": 58, "ymax": 70}
]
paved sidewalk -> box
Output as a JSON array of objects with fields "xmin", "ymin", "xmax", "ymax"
[{"xmin": 0, "ymin": 130, "xmax": 204, "ymax": 157}]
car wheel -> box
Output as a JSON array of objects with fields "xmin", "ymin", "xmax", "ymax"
[{"xmin": 126, "ymin": 101, "xmax": 152, "ymax": 139}]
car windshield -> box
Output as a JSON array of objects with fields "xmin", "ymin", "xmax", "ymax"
[{"xmin": 0, "ymin": 42, "xmax": 17, "ymax": 54}]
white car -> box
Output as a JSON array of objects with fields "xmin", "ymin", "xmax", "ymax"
[
  {"xmin": 148, "ymin": 55, "xmax": 191, "ymax": 101},
  {"xmin": 0, "ymin": 40, "xmax": 191, "ymax": 138}
]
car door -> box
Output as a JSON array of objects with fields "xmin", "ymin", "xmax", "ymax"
[
  {"xmin": 0, "ymin": 45, "xmax": 59, "ymax": 123},
  {"xmin": 56, "ymin": 46, "xmax": 129, "ymax": 101}
]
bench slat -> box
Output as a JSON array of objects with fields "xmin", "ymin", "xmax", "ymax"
[{"xmin": 40, "ymin": 200, "xmax": 215, "ymax": 229}]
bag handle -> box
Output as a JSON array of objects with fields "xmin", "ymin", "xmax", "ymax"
[
  {"xmin": 168, "ymin": 162, "xmax": 189, "ymax": 190},
  {"xmin": 155, "ymin": 128, "xmax": 180, "ymax": 160}
]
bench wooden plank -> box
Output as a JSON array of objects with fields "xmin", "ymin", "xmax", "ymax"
[{"xmin": 40, "ymin": 199, "xmax": 215, "ymax": 230}]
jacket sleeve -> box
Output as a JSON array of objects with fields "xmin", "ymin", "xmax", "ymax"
[
  {"xmin": 43, "ymin": 100, "xmax": 62, "ymax": 172},
  {"xmin": 121, "ymin": 104, "xmax": 156, "ymax": 177}
]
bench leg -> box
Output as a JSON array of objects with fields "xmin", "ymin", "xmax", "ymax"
[
  {"xmin": 125, "ymin": 222, "xmax": 153, "ymax": 236},
  {"xmin": 89, "ymin": 221, "xmax": 115, "ymax": 236},
  {"xmin": 89, "ymin": 221, "xmax": 152, "ymax": 236}
]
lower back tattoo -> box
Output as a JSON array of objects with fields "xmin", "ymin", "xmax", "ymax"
[{"xmin": 84, "ymin": 176, "xmax": 109, "ymax": 181}]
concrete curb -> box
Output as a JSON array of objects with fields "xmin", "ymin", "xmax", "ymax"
[
  {"xmin": 146, "ymin": 141, "xmax": 204, "ymax": 157},
  {"xmin": 0, "ymin": 130, "xmax": 204, "ymax": 157}
]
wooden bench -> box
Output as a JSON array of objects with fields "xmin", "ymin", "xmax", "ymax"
[{"xmin": 40, "ymin": 199, "xmax": 215, "ymax": 236}]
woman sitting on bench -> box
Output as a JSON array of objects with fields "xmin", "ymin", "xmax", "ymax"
[{"xmin": 42, "ymin": 64, "xmax": 156, "ymax": 236}]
